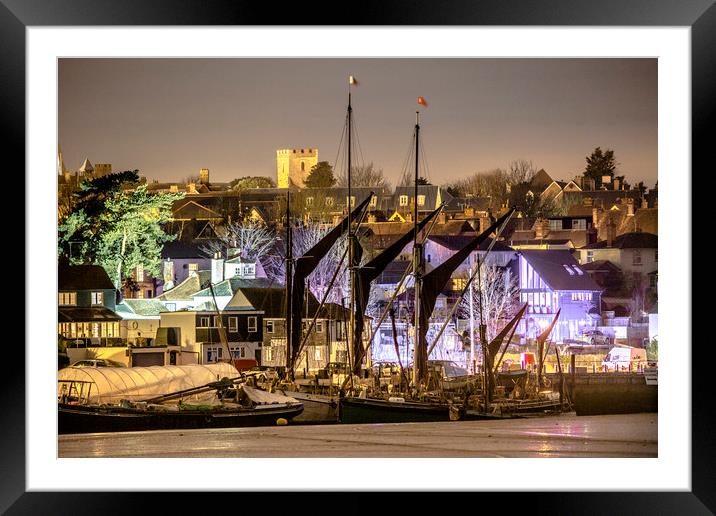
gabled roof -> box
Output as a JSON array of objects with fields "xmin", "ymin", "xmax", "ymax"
[
  {"xmin": 116, "ymin": 299, "xmax": 167, "ymax": 316},
  {"xmin": 193, "ymin": 277, "xmax": 275, "ymax": 298},
  {"xmin": 519, "ymin": 250, "xmax": 601, "ymax": 291},
  {"xmin": 59, "ymin": 264, "xmax": 115, "ymax": 291},
  {"xmin": 158, "ymin": 271, "xmax": 212, "ymax": 301},
  {"xmin": 581, "ymin": 232, "xmax": 658, "ymax": 250},
  {"xmin": 579, "ymin": 260, "xmax": 623, "ymax": 274},
  {"xmin": 172, "ymin": 200, "xmax": 223, "ymax": 220},
  {"xmin": 78, "ymin": 158, "xmax": 94, "ymax": 174},
  {"xmin": 529, "ymin": 169, "xmax": 554, "ymax": 191}
]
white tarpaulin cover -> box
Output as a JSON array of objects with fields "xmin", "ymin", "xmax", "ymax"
[{"xmin": 58, "ymin": 363, "xmax": 240, "ymax": 404}]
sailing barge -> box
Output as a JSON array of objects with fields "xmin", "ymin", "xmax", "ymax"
[{"xmin": 58, "ymin": 364, "xmax": 303, "ymax": 434}]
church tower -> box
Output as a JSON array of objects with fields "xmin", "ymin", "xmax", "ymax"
[{"xmin": 276, "ymin": 148, "xmax": 318, "ymax": 188}]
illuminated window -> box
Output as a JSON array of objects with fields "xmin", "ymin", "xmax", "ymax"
[
  {"xmin": 266, "ymin": 320, "xmax": 274, "ymax": 333},
  {"xmin": 58, "ymin": 292, "xmax": 77, "ymax": 306},
  {"xmin": 369, "ymin": 195, "xmax": 377, "ymax": 207},
  {"xmin": 91, "ymin": 291, "xmax": 104, "ymax": 305},
  {"xmin": 549, "ymin": 219, "xmax": 562, "ymax": 231},
  {"xmin": 248, "ymin": 316, "xmax": 257, "ymax": 332},
  {"xmin": 417, "ymin": 195, "xmax": 426, "ymax": 206},
  {"xmin": 399, "ymin": 195, "xmax": 408, "ymax": 207},
  {"xmin": 314, "ymin": 347, "xmax": 322, "ymax": 361},
  {"xmin": 306, "ymin": 197, "xmax": 314, "ymax": 206},
  {"xmin": 188, "ymin": 263, "xmax": 198, "ymax": 272},
  {"xmin": 325, "ymin": 197, "xmax": 334, "ymax": 206},
  {"xmin": 586, "ymin": 251, "xmax": 594, "ymax": 263},
  {"xmin": 228, "ymin": 317, "xmax": 238, "ymax": 332},
  {"xmin": 452, "ymin": 278, "xmax": 467, "ymax": 291},
  {"xmin": 572, "ymin": 219, "xmax": 586, "ymax": 230}
]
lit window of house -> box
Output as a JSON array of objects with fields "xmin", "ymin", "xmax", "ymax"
[
  {"xmin": 266, "ymin": 346, "xmax": 273, "ymax": 361},
  {"xmin": 58, "ymin": 292, "xmax": 77, "ymax": 306},
  {"xmin": 325, "ymin": 197, "xmax": 334, "ymax": 206},
  {"xmin": 586, "ymin": 251, "xmax": 594, "ymax": 263},
  {"xmin": 266, "ymin": 321, "xmax": 274, "ymax": 333},
  {"xmin": 633, "ymin": 249, "xmax": 642, "ymax": 266},
  {"xmin": 248, "ymin": 316, "xmax": 257, "ymax": 332},
  {"xmin": 417, "ymin": 195, "xmax": 426, "ymax": 206},
  {"xmin": 399, "ymin": 195, "xmax": 409, "ymax": 207},
  {"xmin": 91, "ymin": 291, "xmax": 104, "ymax": 305},
  {"xmin": 188, "ymin": 263, "xmax": 198, "ymax": 272},
  {"xmin": 314, "ymin": 347, "xmax": 322, "ymax": 361},
  {"xmin": 452, "ymin": 278, "xmax": 467, "ymax": 291},
  {"xmin": 228, "ymin": 317, "xmax": 238, "ymax": 333},
  {"xmin": 572, "ymin": 219, "xmax": 587, "ymax": 230},
  {"xmin": 369, "ymin": 195, "xmax": 377, "ymax": 207},
  {"xmin": 306, "ymin": 197, "xmax": 314, "ymax": 206},
  {"xmin": 549, "ymin": 219, "xmax": 562, "ymax": 231},
  {"xmin": 350, "ymin": 196, "xmax": 356, "ymax": 207}
]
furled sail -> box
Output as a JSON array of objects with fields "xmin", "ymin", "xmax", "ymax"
[
  {"xmin": 350, "ymin": 206, "xmax": 442, "ymax": 374},
  {"xmin": 288, "ymin": 193, "xmax": 373, "ymax": 372},
  {"xmin": 417, "ymin": 208, "xmax": 515, "ymax": 371}
]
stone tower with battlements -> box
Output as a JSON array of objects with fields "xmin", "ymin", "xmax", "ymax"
[{"xmin": 276, "ymin": 148, "xmax": 318, "ymax": 188}]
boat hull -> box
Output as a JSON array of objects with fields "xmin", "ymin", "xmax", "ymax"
[
  {"xmin": 277, "ymin": 390, "xmax": 338, "ymax": 424},
  {"xmin": 339, "ymin": 397, "xmax": 452, "ymax": 424},
  {"xmin": 571, "ymin": 377, "xmax": 657, "ymax": 416},
  {"xmin": 58, "ymin": 403, "xmax": 304, "ymax": 434}
]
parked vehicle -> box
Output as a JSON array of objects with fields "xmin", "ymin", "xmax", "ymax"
[
  {"xmin": 601, "ymin": 346, "xmax": 647, "ymax": 371},
  {"xmin": 242, "ymin": 366, "xmax": 279, "ymax": 383},
  {"xmin": 580, "ymin": 329, "xmax": 612, "ymax": 346},
  {"xmin": 69, "ymin": 359, "xmax": 124, "ymax": 368}
]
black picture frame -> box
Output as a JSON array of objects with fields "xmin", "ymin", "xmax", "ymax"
[{"xmin": 4, "ymin": 0, "xmax": 711, "ymax": 512}]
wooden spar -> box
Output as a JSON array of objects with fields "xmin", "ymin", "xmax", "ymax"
[
  {"xmin": 492, "ymin": 303, "xmax": 529, "ymax": 376},
  {"xmin": 426, "ymin": 209, "xmax": 515, "ymax": 358},
  {"xmin": 347, "ymin": 87, "xmax": 355, "ymax": 386},
  {"xmin": 359, "ymin": 203, "xmax": 446, "ymax": 362},
  {"xmin": 536, "ymin": 309, "xmax": 561, "ymax": 389},
  {"xmin": 389, "ymin": 308, "xmax": 410, "ymax": 389},
  {"xmin": 412, "ymin": 110, "xmax": 425, "ymax": 386},
  {"xmin": 207, "ymin": 280, "xmax": 231, "ymax": 363}
]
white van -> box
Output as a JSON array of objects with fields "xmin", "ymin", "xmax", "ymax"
[{"xmin": 601, "ymin": 346, "xmax": 647, "ymax": 371}]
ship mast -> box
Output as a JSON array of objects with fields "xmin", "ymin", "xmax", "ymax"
[
  {"xmin": 412, "ymin": 111, "xmax": 426, "ymax": 386},
  {"xmin": 285, "ymin": 190, "xmax": 293, "ymax": 380},
  {"xmin": 347, "ymin": 84, "xmax": 356, "ymax": 378}
]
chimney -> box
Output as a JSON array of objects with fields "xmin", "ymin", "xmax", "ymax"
[
  {"xmin": 641, "ymin": 197, "xmax": 648, "ymax": 209},
  {"xmin": 606, "ymin": 220, "xmax": 616, "ymax": 247},
  {"xmin": 406, "ymin": 212, "xmax": 413, "ymax": 223},
  {"xmin": 613, "ymin": 177, "xmax": 621, "ymax": 191},
  {"xmin": 187, "ymin": 182, "xmax": 197, "ymax": 194},
  {"xmin": 592, "ymin": 206, "xmax": 601, "ymax": 231},
  {"xmin": 464, "ymin": 206, "xmax": 475, "ymax": 218},
  {"xmin": 211, "ymin": 252, "xmax": 225, "ymax": 284},
  {"xmin": 438, "ymin": 211, "xmax": 447, "ymax": 224},
  {"xmin": 367, "ymin": 213, "xmax": 377, "ymax": 224},
  {"xmin": 626, "ymin": 198, "xmax": 635, "ymax": 217},
  {"xmin": 162, "ymin": 260, "xmax": 175, "ymax": 291},
  {"xmin": 534, "ymin": 218, "xmax": 550, "ymax": 240}
]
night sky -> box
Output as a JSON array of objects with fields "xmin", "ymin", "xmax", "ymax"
[{"xmin": 58, "ymin": 58, "xmax": 657, "ymax": 187}]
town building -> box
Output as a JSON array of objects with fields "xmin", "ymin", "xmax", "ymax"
[{"xmin": 276, "ymin": 148, "xmax": 318, "ymax": 188}]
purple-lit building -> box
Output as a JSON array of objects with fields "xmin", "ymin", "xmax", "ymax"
[{"xmin": 517, "ymin": 250, "xmax": 602, "ymax": 342}]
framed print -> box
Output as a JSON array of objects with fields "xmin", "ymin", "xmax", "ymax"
[{"xmin": 4, "ymin": 0, "xmax": 713, "ymax": 512}]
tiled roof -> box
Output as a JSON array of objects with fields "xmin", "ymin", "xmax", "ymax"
[
  {"xmin": 116, "ymin": 299, "xmax": 167, "ymax": 316},
  {"xmin": 157, "ymin": 271, "xmax": 211, "ymax": 301},
  {"xmin": 58, "ymin": 307, "xmax": 121, "ymax": 322},
  {"xmin": 428, "ymin": 235, "xmax": 513, "ymax": 252},
  {"xmin": 519, "ymin": 250, "xmax": 601, "ymax": 291},
  {"xmin": 581, "ymin": 232, "xmax": 658, "ymax": 250},
  {"xmin": 58, "ymin": 264, "xmax": 115, "ymax": 291}
]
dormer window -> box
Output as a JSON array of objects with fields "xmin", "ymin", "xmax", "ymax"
[
  {"xmin": 91, "ymin": 291, "xmax": 104, "ymax": 305},
  {"xmin": 369, "ymin": 195, "xmax": 377, "ymax": 207},
  {"xmin": 417, "ymin": 195, "xmax": 426, "ymax": 207},
  {"xmin": 563, "ymin": 265, "xmax": 575, "ymax": 275},
  {"xmin": 399, "ymin": 195, "xmax": 408, "ymax": 207}
]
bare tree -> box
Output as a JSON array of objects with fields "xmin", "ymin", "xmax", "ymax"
[
  {"xmin": 200, "ymin": 220, "xmax": 275, "ymax": 262},
  {"xmin": 444, "ymin": 168, "xmax": 508, "ymax": 208},
  {"xmin": 337, "ymin": 162, "xmax": 390, "ymax": 190},
  {"xmin": 265, "ymin": 222, "xmax": 351, "ymax": 304},
  {"xmin": 507, "ymin": 159, "xmax": 537, "ymax": 185},
  {"xmin": 458, "ymin": 264, "xmax": 520, "ymax": 343}
]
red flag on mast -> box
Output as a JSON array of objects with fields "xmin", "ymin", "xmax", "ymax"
[{"xmin": 417, "ymin": 96, "xmax": 428, "ymax": 107}]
